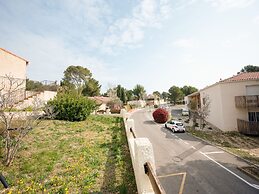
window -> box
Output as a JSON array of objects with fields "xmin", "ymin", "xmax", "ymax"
[
  {"xmin": 248, "ymin": 112, "xmax": 259, "ymax": 122},
  {"xmin": 202, "ymin": 98, "xmax": 206, "ymax": 105}
]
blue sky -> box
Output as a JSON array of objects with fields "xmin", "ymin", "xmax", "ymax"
[{"xmin": 1, "ymin": 0, "xmax": 259, "ymax": 94}]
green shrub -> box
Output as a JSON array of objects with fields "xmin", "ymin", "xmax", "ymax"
[{"xmin": 48, "ymin": 94, "xmax": 96, "ymax": 121}]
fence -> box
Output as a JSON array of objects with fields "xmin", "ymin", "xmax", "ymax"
[
  {"xmin": 235, "ymin": 95, "xmax": 259, "ymax": 108},
  {"xmin": 237, "ymin": 119, "xmax": 259, "ymax": 135},
  {"xmin": 120, "ymin": 109, "xmax": 165, "ymax": 194}
]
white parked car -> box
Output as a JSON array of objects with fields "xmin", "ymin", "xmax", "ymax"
[
  {"xmin": 182, "ymin": 108, "xmax": 189, "ymax": 116},
  {"xmin": 165, "ymin": 120, "xmax": 185, "ymax": 133}
]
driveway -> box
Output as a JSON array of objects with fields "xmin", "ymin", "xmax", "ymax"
[{"xmin": 131, "ymin": 108, "xmax": 259, "ymax": 194}]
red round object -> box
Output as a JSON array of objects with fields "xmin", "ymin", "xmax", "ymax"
[{"xmin": 152, "ymin": 108, "xmax": 169, "ymax": 123}]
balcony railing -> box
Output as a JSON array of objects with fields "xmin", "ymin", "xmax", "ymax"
[
  {"xmin": 237, "ymin": 119, "xmax": 259, "ymax": 135},
  {"xmin": 235, "ymin": 95, "xmax": 259, "ymax": 108}
]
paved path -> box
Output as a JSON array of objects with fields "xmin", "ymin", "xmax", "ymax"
[{"xmin": 131, "ymin": 108, "xmax": 259, "ymax": 194}]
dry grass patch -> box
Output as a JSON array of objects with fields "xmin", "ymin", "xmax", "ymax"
[{"xmin": 187, "ymin": 128, "xmax": 259, "ymax": 165}]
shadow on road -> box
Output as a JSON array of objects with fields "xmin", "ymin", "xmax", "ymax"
[
  {"xmin": 156, "ymin": 158, "xmax": 259, "ymax": 194},
  {"xmin": 160, "ymin": 126, "xmax": 179, "ymax": 139},
  {"xmin": 161, "ymin": 126, "xmax": 210, "ymax": 143},
  {"xmin": 143, "ymin": 120, "xmax": 157, "ymax": 125}
]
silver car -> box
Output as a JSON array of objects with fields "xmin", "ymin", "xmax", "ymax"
[
  {"xmin": 165, "ymin": 120, "xmax": 185, "ymax": 133},
  {"xmin": 182, "ymin": 108, "xmax": 189, "ymax": 116}
]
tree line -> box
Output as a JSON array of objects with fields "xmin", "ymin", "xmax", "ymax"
[{"xmin": 26, "ymin": 64, "xmax": 258, "ymax": 104}]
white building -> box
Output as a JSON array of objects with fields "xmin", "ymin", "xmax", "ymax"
[{"xmin": 186, "ymin": 72, "xmax": 259, "ymax": 134}]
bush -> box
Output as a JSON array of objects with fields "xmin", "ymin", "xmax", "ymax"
[
  {"xmin": 152, "ymin": 108, "xmax": 169, "ymax": 123},
  {"xmin": 48, "ymin": 94, "xmax": 96, "ymax": 121},
  {"xmin": 107, "ymin": 99, "xmax": 123, "ymax": 114}
]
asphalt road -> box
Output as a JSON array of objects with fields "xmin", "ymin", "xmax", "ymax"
[{"xmin": 131, "ymin": 108, "xmax": 259, "ymax": 194}]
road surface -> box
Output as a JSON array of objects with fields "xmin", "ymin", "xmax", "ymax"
[{"xmin": 131, "ymin": 108, "xmax": 259, "ymax": 194}]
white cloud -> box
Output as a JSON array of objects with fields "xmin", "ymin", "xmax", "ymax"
[
  {"xmin": 101, "ymin": 0, "xmax": 171, "ymax": 53},
  {"xmin": 173, "ymin": 38, "xmax": 199, "ymax": 48},
  {"xmin": 205, "ymin": 0, "xmax": 255, "ymax": 10},
  {"xmin": 254, "ymin": 15, "xmax": 259, "ymax": 24},
  {"xmin": 60, "ymin": 0, "xmax": 111, "ymax": 26},
  {"xmin": 181, "ymin": 54, "xmax": 196, "ymax": 64},
  {"xmin": 171, "ymin": 0, "xmax": 197, "ymax": 11},
  {"xmin": 221, "ymin": 33, "xmax": 250, "ymax": 48},
  {"xmin": 1, "ymin": 29, "xmax": 117, "ymax": 89}
]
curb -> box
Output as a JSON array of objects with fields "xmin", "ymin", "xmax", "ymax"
[
  {"xmin": 237, "ymin": 166, "xmax": 259, "ymax": 182},
  {"xmin": 187, "ymin": 131, "xmax": 259, "ymax": 169}
]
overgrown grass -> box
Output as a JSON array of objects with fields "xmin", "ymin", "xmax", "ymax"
[
  {"xmin": 0, "ymin": 115, "xmax": 137, "ymax": 193},
  {"xmin": 187, "ymin": 127, "xmax": 259, "ymax": 165}
]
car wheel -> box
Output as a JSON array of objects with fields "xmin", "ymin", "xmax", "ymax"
[
  {"xmin": 172, "ymin": 128, "xmax": 175, "ymax": 133},
  {"xmin": 165, "ymin": 124, "xmax": 167, "ymax": 128}
]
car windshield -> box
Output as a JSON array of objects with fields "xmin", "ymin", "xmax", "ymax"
[{"xmin": 176, "ymin": 123, "xmax": 183, "ymax": 126}]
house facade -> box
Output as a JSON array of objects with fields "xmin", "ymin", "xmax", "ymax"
[
  {"xmin": 89, "ymin": 96, "xmax": 112, "ymax": 114},
  {"xmin": 0, "ymin": 48, "xmax": 29, "ymax": 103},
  {"xmin": 186, "ymin": 72, "xmax": 259, "ymax": 134},
  {"xmin": 0, "ymin": 48, "xmax": 28, "ymax": 91}
]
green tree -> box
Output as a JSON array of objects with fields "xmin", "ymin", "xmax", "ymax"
[
  {"xmin": 121, "ymin": 88, "xmax": 126, "ymax": 104},
  {"xmin": 161, "ymin": 92, "xmax": 169, "ymax": 101},
  {"xmin": 240, "ymin": 65, "xmax": 259, "ymax": 72},
  {"xmin": 104, "ymin": 87, "xmax": 117, "ymax": 98},
  {"xmin": 153, "ymin": 91, "xmax": 161, "ymax": 99},
  {"xmin": 133, "ymin": 84, "xmax": 146, "ymax": 100},
  {"xmin": 26, "ymin": 79, "xmax": 44, "ymax": 91},
  {"xmin": 116, "ymin": 85, "xmax": 126, "ymax": 104},
  {"xmin": 82, "ymin": 78, "xmax": 101, "ymax": 97},
  {"xmin": 126, "ymin": 90, "xmax": 134, "ymax": 101},
  {"xmin": 181, "ymin": 85, "xmax": 198, "ymax": 96},
  {"xmin": 168, "ymin": 86, "xmax": 184, "ymax": 104},
  {"xmin": 116, "ymin": 85, "xmax": 122, "ymax": 100},
  {"xmin": 62, "ymin": 65, "xmax": 91, "ymax": 92},
  {"xmin": 62, "ymin": 65, "xmax": 100, "ymax": 96}
]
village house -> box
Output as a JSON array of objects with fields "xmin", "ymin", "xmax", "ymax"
[
  {"xmin": 89, "ymin": 96, "xmax": 112, "ymax": 114},
  {"xmin": 0, "ymin": 48, "xmax": 29, "ymax": 101},
  {"xmin": 0, "ymin": 48, "xmax": 57, "ymax": 108},
  {"xmin": 186, "ymin": 72, "xmax": 259, "ymax": 135}
]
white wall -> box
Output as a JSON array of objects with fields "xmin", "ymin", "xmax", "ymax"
[
  {"xmin": 201, "ymin": 80, "xmax": 259, "ymax": 131},
  {"xmin": 0, "ymin": 49, "xmax": 27, "ymax": 80},
  {"xmin": 0, "ymin": 49, "xmax": 28, "ymax": 93},
  {"xmin": 127, "ymin": 100, "xmax": 146, "ymax": 108},
  {"xmin": 16, "ymin": 91, "xmax": 57, "ymax": 109},
  {"xmin": 121, "ymin": 110, "xmax": 159, "ymax": 194},
  {"xmin": 220, "ymin": 80, "xmax": 259, "ymax": 131},
  {"xmin": 246, "ymin": 85, "xmax": 259, "ymax": 95},
  {"xmin": 200, "ymin": 84, "xmax": 224, "ymax": 130}
]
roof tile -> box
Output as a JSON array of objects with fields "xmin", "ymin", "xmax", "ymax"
[{"xmin": 220, "ymin": 72, "xmax": 259, "ymax": 83}]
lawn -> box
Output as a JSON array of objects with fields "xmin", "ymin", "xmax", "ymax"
[{"xmin": 0, "ymin": 115, "xmax": 137, "ymax": 193}]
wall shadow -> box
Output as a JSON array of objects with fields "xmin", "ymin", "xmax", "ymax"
[{"xmin": 143, "ymin": 120, "xmax": 157, "ymax": 125}]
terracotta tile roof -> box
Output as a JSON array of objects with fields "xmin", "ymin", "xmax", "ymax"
[
  {"xmin": 0, "ymin": 48, "xmax": 29, "ymax": 65},
  {"xmin": 219, "ymin": 72, "xmax": 259, "ymax": 83},
  {"xmin": 89, "ymin": 96, "xmax": 111, "ymax": 104}
]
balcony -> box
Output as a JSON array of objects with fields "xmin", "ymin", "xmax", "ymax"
[
  {"xmin": 235, "ymin": 95, "xmax": 259, "ymax": 108},
  {"xmin": 237, "ymin": 119, "xmax": 259, "ymax": 135}
]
